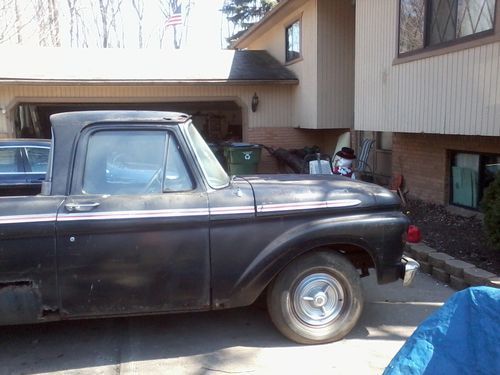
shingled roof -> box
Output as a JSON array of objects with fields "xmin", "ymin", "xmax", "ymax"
[{"xmin": 0, "ymin": 48, "xmax": 298, "ymax": 85}]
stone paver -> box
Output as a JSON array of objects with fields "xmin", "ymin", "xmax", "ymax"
[
  {"xmin": 428, "ymin": 252, "xmax": 455, "ymax": 268},
  {"xmin": 432, "ymin": 267, "xmax": 450, "ymax": 284},
  {"xmin": 409, "ymin": 243, "xmax": 437, "ymax": 262},
  {"xmin": 464, "ymin": 267, "xmax": 497, "ymax": 286},
  {"xmin": 408, "ymin": 242, "xmax": 499, "ymax": 291},
  {"xmin": 450, "ymin": 275, "xmax": 469, "ymax": 291},
  {"xmin": 444, "ymin": 259, "xmax": 476, "ymax": 278}
]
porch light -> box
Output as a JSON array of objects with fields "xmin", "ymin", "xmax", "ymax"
[{"xmin": 251, "ymin": 92, "xmax": 259, "ymax": 112}]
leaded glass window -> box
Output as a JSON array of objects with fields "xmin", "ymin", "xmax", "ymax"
[
  {"xmin": 399, "ymin": 0, "xmax": 426, "ymax": 54},
  {"xmin": 399, "ymin": 0, "xmax": 496, "ymax": 55}
]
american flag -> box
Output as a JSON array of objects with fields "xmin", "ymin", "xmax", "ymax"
[{"xmin": 166, "ymin": 10, "xmax": 183, "ymax": 27}]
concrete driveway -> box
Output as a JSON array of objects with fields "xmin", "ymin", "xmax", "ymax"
[{"xmin": 0, "ymin": 272, "xmax": 453, "ymax": 375}]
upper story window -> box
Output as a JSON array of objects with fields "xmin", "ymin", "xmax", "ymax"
[
  {"xmin": 399, "ymin": 0, "xmax": 496, "ymax": 55},
  {"xmin": 285, "ymin": 19, "xmax": 301, "ymax": 62}
]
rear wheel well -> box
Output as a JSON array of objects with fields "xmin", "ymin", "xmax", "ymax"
[{"xmin": 317, "ymin": 244, "xmax": 375, "ymax": 271}]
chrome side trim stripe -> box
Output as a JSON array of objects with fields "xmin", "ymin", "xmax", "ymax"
[
  {"xmin": 326, "ymin": 199, "xmax": 362, "ymax": 208},
  {"xmin": 0, "ymin": 213, "xmax": 57, "ymax": 224},
  {"xmin": 0, "ymin": 200, "xmax": 361, "ymax": 224},
  {"xmin": 258, "ymin": 199, "xmax": 362, "ymax": 213},
  {"xmin": 57, "ymin": 208, "xmax": 209, "ymax": 222},
  {"xmin": 210, "ymin": 206, "xmax": 255, "ymax": 215}
]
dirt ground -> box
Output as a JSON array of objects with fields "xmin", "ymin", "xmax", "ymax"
[{"xmin": 405, "ymin": 198, "xmax": 500, "ymax": 275}]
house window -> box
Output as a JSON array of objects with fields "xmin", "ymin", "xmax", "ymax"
[
  {"xmin": 377, "ymin": 132, "xmax": 393, "ymax": 151},
  {"xmin": 285, "ymin": 19, "xmax": 301, "ymax": 62},
  {"xmin": 399, "ymin": 0, "xmax": 496, "ymax": 55},
  {"xmin": 450, "ymin": 151, "xmax": 500, "ymax": 209}
]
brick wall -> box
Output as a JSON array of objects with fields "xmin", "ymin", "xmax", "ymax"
[
  {"xmin": 393, "ymin": 133, "xmax": 500, "ymax": 204},
  {"xmin": 247, "ymin": 127, "xmax": 347, "ymax": 173}
]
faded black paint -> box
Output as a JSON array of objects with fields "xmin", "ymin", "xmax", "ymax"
[{"xmin": 0, "ymin": 111, "xmax": 409, "ymax": 326}]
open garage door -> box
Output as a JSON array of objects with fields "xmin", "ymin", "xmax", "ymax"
[{"xmin": 13, "ymin": 101, "xmax": 243, "ymax": 144}]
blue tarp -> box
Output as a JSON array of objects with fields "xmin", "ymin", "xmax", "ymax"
[{"xmin": 385, "ymin": 287, "xmax": 500, "ymax": 375}]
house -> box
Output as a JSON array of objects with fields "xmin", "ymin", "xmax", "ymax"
[
  {"xmin": 235, "ymin": 0, "xmax": 500, "ymax": 209},
  {"xmin": 0, "ymin": 47, "xmax": 342, "ymax": 173},
  {"xmin": 355, "ymin": 0, "xmax": 500, "ymax": 208},
  {"xmin": 1, "ymin": 0, "xmax": 499, "ymax": 209}
]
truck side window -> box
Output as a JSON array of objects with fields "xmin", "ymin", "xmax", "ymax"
[
  {"xmin": 164, "ymin": 135, "xmax": 193, "ymax": 192},
  {"xmin": 83, "ymin": 130, "xmax": 163, "ymax": 195},
  {"xmin": 82, "ymin": 130, "xmax": 193, "ymax": 195}
]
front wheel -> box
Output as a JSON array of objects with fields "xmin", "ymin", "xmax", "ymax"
[{"xmin": 267, "ymin": 251, "xmax": 363, "ymax": 344}]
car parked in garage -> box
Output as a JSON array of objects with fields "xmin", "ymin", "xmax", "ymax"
[{"xmin": 0, "ymin": 139, "xmax": 51, "ymax": 196}]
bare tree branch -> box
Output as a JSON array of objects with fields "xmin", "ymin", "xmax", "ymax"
[
  {"xmin": 0, "ymin": 0, "xmax": 35, "ymax": 45},
  {"xmin": 132, "ymin": 0, "xmax": 144, "ymax": 48}
]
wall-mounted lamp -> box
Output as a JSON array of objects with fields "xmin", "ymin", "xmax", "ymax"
[
  {"xmin": 251, "ymin": 92, "xmax": 259, "ymax": 112},
  {"xmin": 0, "ymin": 108, "xmax": 5, "ymax": 115}
]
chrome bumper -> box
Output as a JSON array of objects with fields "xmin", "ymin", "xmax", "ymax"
[{"xmin": 402, "ymin": 256, "xmax": 420, "ymax": 287}]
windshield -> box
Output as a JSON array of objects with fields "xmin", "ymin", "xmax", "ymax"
[{"xmin": 186, "ymin": 122, "xmax": 230, "ymax": 189}]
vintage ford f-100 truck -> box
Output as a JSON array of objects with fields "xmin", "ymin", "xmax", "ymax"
[{"xmin": 0, "ymin": 111, "xmax": 419, "ymax": 344}]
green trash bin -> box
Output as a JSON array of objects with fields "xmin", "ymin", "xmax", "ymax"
[{"xmin": 224, "ymin": 143, "xmax": 262, "ymax": 175}]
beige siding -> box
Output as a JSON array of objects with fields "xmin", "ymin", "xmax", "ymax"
[
  {"xmin": 355, "ymin": 0, "xmax": 500, "ymax": 136},
  {"xmin": 239, "ymin": 0, "xmax": 354, "ymax": 130},
  {"xmin": 244, "ymin": 1, "xmax": 319, "ymax": 129},
  {"xmin": 0, "ymin": 84, "xmax": 294, "ymax": 137},
  {"xmin": 317, "ymin": 0, "xmax": 355, "ymax": 129}
]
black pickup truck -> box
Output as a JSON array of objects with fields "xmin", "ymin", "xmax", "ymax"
[{"xmin": 0, "ymin": 111, "xmax": 418, "ymax": 344}]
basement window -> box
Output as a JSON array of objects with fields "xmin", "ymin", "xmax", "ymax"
[{"xmin": 450, "ymin": 151, "xmax": 500, "ymax": 209}]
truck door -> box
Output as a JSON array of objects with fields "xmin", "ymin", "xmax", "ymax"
[
  {"xmin": 0, "ymin": 196, "xmax": 62, "ymax": 325},
  {"xmin": 56, "ymin": 127, "xmax": 210, "ymax": 317}
]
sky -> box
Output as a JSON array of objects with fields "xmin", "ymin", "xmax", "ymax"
[
  {"xmin": 186, "ymin": 0, "xmax": 226, "ymax": 50},
  {"xmin": 0, "ymin": 0, "xmax": 229, "ymax": 50}
]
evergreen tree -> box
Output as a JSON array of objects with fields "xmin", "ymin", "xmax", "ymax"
[{"xmin": 222, "ymin": 0, "xmax": 277, "ymax": 44}]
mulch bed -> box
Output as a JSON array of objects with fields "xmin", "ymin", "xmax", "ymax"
[{"xmin": 405, "ymin": 198, "xmax": 500, "ymax": 276}]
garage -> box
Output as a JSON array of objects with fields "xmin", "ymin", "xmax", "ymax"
[
  {"xmin": 1, "ymin": 48, "xmax": 346, "ymax": 174},
  {"xmin": 0, "ymin": 48, "xmax": 298, "ymax": 146},
  {"xmin": 14, "ymin": 101, "xmax": 243, "ymax": 144}
]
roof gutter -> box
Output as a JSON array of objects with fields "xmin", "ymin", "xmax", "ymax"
[
  {"xmin": 0, "ymin": 79, "xmax": 299, "ymax": 86},
  {"xmin": 233, "ymin": 0, "xmax": 308, "ymax": 48}
]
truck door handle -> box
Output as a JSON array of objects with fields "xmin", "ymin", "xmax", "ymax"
[{"xmin": 65, "ymin": 202, "xmax": 100, "ymax": 212}]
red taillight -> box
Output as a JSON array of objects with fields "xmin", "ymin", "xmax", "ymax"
[{"xmin": 407, "ymin": 225, "xmax": 421, "ymax": 243}]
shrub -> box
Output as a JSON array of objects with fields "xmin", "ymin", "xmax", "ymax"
[{"xmin": 481, "ymin": 172, "xmax": 500, "ymax": 251}]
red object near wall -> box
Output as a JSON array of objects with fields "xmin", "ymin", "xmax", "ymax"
[{"xmin": 407, "ymin": 225, "xmax": 421, "ymax": 243}]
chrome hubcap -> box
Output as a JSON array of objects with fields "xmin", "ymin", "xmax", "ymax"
[{"xmin": 293, "ymin": 273, "xmax": 345, "ymax": 326}]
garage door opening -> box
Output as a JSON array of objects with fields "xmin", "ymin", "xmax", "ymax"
[{"xmin": 13, "ymin": 101, "xmax": 243, "ymax": 144}]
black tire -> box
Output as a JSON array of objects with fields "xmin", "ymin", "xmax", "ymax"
[{"xmin": 267, "ymin": 251, "xmax": 363, "ymax": 344}]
